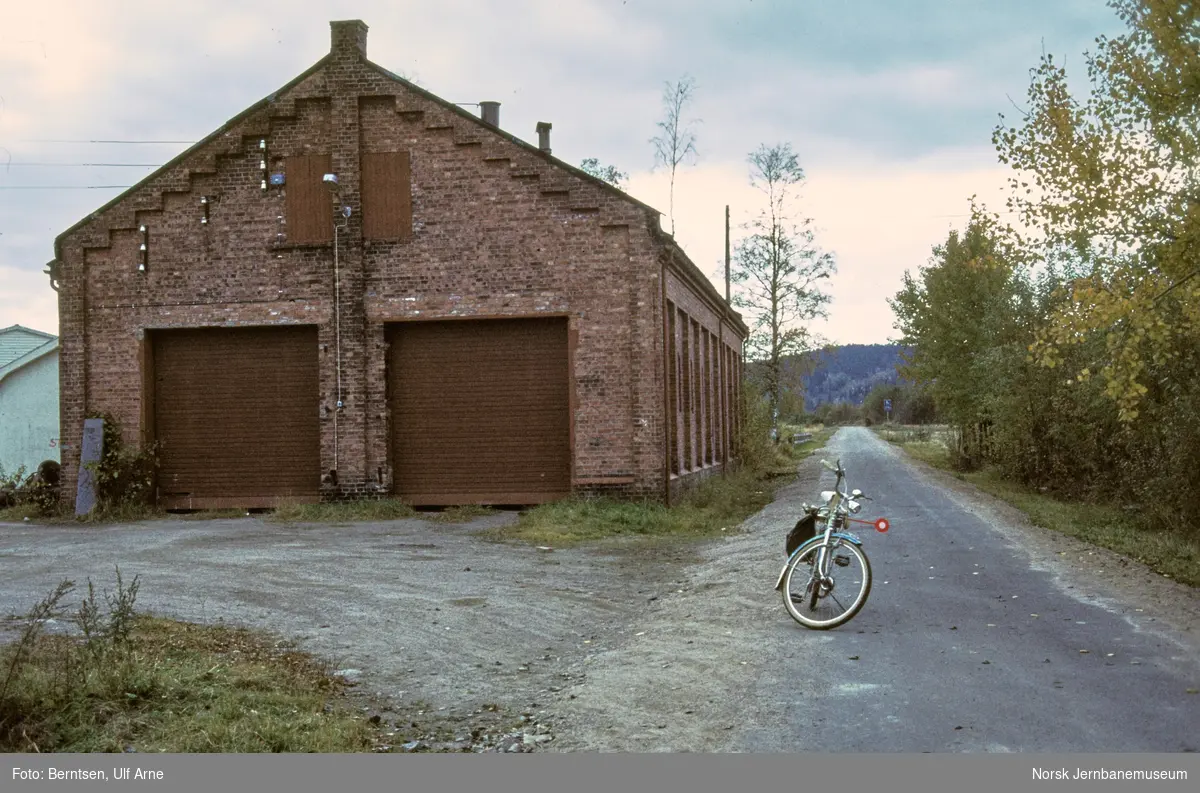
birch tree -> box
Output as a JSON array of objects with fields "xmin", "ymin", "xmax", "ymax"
[
  {"xmin": 650, "ymin": 75, "xmax": 699, "ymax": 236},
  {"xmin": 731, "ymin": 143, "xmax": 836, "ymax": 434}
]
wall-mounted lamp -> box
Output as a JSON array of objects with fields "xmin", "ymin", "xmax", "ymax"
[
  {"xmin": 323, "ymin": 174, "xmax": 352, "ymax": 221},
  {"xmin": 137, "ymin": 224, "xmax": 149, "ymax": 273},
  {"xmin": 259, "ymin": 139, "xmax": 269, "ymax": 191}
]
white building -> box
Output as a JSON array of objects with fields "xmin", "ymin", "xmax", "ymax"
[{"xmin": 0, "ymin": 325, "xmax": 60, "ymax": 480}]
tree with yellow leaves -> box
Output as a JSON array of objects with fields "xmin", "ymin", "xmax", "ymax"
[{"xmin": 994, "ymin": 0, "xmax": 1200, "ymax": 422}]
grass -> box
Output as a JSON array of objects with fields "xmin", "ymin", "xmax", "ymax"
[
  {"xmin": 0, "ymin": 504, "xmax": 42, "ymax": 522},
  {"xmin": 488, "ymin": 426, "xmax": 837, "ymax": 547},
  {"xmin": 874, "ymin": 425, "xmax": 1200, "ymax": 587},
  {"xmin": 0, "ymin": 503, "xmax": 252, "ymax": 525},
  {"xmin": 268, "ymin": 499, "xmax": 418, "ymax": 524},
  {"xmin": 2, "ymin": 498, "xmax": 485, "ymax": 526},
  {"xmin": 173, "ymin": 509, "xmax": 249, "ymax": 520},
  {"xmin": 267, "ymin": 501, "xmax": 498, "ymax": 525},
  {"xmin": 0, "ymin": 619, "xmax": 374, "ymax": 753},
  {"xmin": 4, "ymin": 426, "xmax": 837, "ymax": 540},
  {"xmin": 0, "ymin": 575, "xmax": 377, "ymax": 753},
  {"xmin": 787, "ymin": 427, "xmax": 837, "ymax": 467},
  {"xmin": 0, "ymin": 502, "xmax": 165, "ymax": 526},
  {"xmin": 485, "ymin": 468, "xmax": 778, "ymax": 547},
  {"xmin": 427, "ymin": 505, "xmax": 496, "ymax": 524}
]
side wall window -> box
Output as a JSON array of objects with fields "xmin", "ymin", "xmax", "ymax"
[{"xmin": 362, "ymin": 151, "xmax": 413, "ymax": 240}]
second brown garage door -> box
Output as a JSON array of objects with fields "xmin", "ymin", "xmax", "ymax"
[
  {"xmin": 152, "ymin": 325, "xmax": 320, "ymax": 509},
  {"xmin": 388, "ymin": 317, "xmax": 570, "ymax": 505}
]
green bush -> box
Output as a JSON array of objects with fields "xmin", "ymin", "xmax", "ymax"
[
  {"xmin": 85, "ymin": 412, "xmax": 158, "ymax": 509},
  {"xmin": 0, "ymin": 462, "xmax": 61, "ymax": 517},
  {"xmin": 734, "ymin": 380, "xmax": 778, "ymax": 477}
]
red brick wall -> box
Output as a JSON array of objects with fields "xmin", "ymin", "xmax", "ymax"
[
  {"xmin": 55, "ymin": 23, "xmax": 741, "ymax": 507},
  {"xmin": 665, "ymin": 263, "xmax": 744, "ymax": 500}
]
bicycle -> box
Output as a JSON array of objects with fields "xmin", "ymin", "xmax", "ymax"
[{"xmin": 773, "ymin": 458, "xmax": 891, "ymax": 630}]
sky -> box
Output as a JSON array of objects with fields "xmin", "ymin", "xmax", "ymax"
[{"xmin": 0, "ymin": 0, "xmax": 1126, "ymax": 345}]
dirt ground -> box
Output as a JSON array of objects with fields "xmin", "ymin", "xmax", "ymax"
[{"xmin": 2, "ymin": 433, "xmax": 1197, "ymax": 753}]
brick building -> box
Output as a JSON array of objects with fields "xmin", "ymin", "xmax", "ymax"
[{"xmin": 50, "ymin": 20, "xmax": 746, "ymax": 510}]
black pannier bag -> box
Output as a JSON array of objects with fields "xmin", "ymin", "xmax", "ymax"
[{"xmin": 785, "ymin": 510, "xmax": 821, "ymax": 557}]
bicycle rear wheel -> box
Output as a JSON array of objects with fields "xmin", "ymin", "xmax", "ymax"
[{"xmin": 782, "ymin": 539, "xmax": 872, "ymax": 629}]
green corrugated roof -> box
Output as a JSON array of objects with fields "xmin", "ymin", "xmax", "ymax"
[{"xmin": 0, "ymin": 325, "xmax": 57, "ymax": 368}]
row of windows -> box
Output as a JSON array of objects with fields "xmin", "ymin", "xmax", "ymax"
[
  {"xmin": 666, "ymin": 301, "xmax": 742, "ymax": 477},
  {"xmin": 284, "ymin": 152, "xmax": 412, "ymax": 244}
]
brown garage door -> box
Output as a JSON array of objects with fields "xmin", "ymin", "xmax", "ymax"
[
  {"xmin": 389, "ymin": 317, "xmax": 570, "ymax": 505},
  {"xmin": 152, "ymin": 326, "xmax": 320, "ymax": 509}
]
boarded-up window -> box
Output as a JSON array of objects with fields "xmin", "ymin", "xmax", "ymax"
[
  {"xmin": 692, "ymin": 320, "xmax": 701, "ymax": 470},
  {"xmin": 362, "ymin": 151, "xmax": 412, "ymax": 240},
  {"xmin": 680, "ymin": 310, "xmax": 692, "ymax": 470},
  {"xmin": 704, "ymin": 330, "xmax": 714, "ymax": 466},
  {"xmin": 667, "ymin": 302, "xmax": 679, "ymax": 476},
  {"xmin": 285, "ymin": 155, "xmax": 333, "ymax": 244},
  {"xmin": 725, "ymin": 345, "xmax": 735, "ymax": 462}
]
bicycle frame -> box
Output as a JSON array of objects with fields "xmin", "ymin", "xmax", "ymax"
[
  {"xmin": 775, "ymin": 457, "xmax": 888, "ymax": 629},
  {"xmin": 773, "ymin": 531, "xmax": 864, "ymax": 592},
  {"xmin": 775, "ymin": 459, "xmax": 857, "ymax": 588}
]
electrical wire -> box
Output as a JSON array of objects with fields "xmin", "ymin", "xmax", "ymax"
[
  {"xmin": 0, "ymin": 185, "xmax": 133, "ymax": 189},
  {"xmin": 4, "ymin": 163, "xmax": 162, "ymax": 167},
  {"xmin": 21, "ymin": 139, "xmax": 195, "ymax": 144}
]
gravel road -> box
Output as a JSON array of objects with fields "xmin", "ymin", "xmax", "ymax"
[{"xmin": 2, "ymin": 426, "xmax": 1196, "ymax": 752}]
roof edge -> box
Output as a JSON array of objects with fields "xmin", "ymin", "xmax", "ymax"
[
  {"xmin": 654, "ymin": 224, "xmax": 748, "ymax": 337},
  {"xmin": 54, "ymin": 54, "xmax": 335, "ymax": 260},
  {"xmin": 361, "ymin": 59, "xmax": 662, "ymax": 217},
  {"xmin": 0, "ymin": 338, "xmax": 59, "ymax": 384},
  {"xmin": 0, "ymin": 324, "xmax": 57, "ymax": 341}
]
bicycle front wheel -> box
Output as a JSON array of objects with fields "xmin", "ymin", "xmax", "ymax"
[{"xmin": 781, "ymin": 539, "xmax": 872, "ymax": 630}]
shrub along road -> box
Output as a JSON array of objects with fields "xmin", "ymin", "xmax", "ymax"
[{"xmin": 1, "ymin": 427, "xmax": 1196, "ymax": 751}]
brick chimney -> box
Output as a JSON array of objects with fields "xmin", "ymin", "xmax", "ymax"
[
  {"xmin": 330, "ymin": 20, "xmax": 368, "ymax": 59},
  {"xmin": 536, "ymin": 122, "xmax": 552, "ymax": 154}
]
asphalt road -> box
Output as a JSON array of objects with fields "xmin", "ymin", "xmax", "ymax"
[{"xmin": 742, "ymin": 427, "xmax": 1199, "ymax": 752}]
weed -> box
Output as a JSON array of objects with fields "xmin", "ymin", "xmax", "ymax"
[
  {"xmin": 489, "ymin": 465, "xmax": 798, "ymax": 547},
  {"xmin": 85, "ymin": 412, "xmax": 158, "ymax": 510},
  {"xmin": 429, "ymin": 505, "xmax": 496, "ymax": 524},
  {"xmin": 269, "ymin": 499, "xmax": 418, "ymax": 523},
  {"xmin": 0, "ymin": 573, "xmax": 372, "ymax": 753}
]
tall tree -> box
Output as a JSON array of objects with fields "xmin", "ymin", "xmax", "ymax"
[
  {"xmin": 890, "ymin": 217, "xmax": 1018, "ymax": 426},
  {"xmin": 731, "ymin": 143, "xmax": 835, "ymax": 435},
  {"xmin": 650, "ymin": 75, "xmax": 699, "ymax": 236},
  {"xmin": 579, "ymin": 158, "xmax": 628, "ymax": 188},
  {"xmin": 994, "ymin": 0, "xmax": 1200, "ymax": 422},
  {"xmin": 890, "ymin": 216, "xmax": 1042, "ymax": 465}
]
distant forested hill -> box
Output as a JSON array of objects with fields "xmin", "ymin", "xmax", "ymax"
[{"xmin": 797, "ymin": 344, "xmax": 908, "ymax": 408}]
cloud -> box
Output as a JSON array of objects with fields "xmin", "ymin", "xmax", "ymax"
[
  {"xmin": 0, "ymin": 264, "xmax": 57, "ymax": 334},
  {"xmin": 0, "ymin": 0, "xmax": 1123, "ymax": 344},
  {"xmin": 623, "ymin": 147, "xmax": 1014, "ymax": 346}
]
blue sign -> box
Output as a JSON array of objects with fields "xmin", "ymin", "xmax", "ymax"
[{"xmin": 884, "ymin": 399, "xmax": 892, "ymax": 411}]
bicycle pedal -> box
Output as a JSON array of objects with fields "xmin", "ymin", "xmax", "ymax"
[{"xmin": 834, "ymin": 555, "xmax": 851, "ymax": 567}]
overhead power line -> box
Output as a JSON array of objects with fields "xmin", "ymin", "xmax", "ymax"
[
  {"xmin": 4, "ymin": 163, "xmax": 161, "ymax": 167},
  {"xmin": 22, "ymin": 139, "xmax": 196, "ymax": 144},
  {"xmin": 0, "ymin": 185, "xmax": 132, "ymax": 190}
]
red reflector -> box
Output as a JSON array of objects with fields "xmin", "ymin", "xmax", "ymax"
[{"xmin": 875, "ymin": 518, "xmax": 890, "ymax": 533}]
